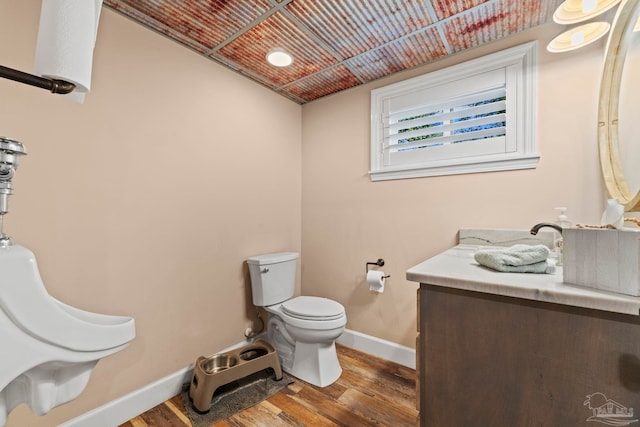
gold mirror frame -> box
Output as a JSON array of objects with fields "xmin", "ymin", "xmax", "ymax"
[{"xmin": 599, "ymin": 0, "xmax": 640, "ymax": 210}]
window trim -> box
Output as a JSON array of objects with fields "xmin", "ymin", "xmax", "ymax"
[{"xmin": 370, "ymin": 41, "xmax": 539, "ymax": 181}]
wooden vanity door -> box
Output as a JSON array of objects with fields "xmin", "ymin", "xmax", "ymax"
[{"xmin": 418, "ymin": 284, "xmax": 640, "ymax": 427}]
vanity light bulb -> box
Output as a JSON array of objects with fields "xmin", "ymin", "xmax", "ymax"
[
  {"xmin": 582, "ymin": 0, "xmax": 598, "ymax": 13},
  {"xmin": 553, "ymin": 0, "xmax": 621, "ymax": 24},
  {"xmin": 571, "ymin": 30, "xmax": 585, "ymax": 46},
  {"xmin": 547, "ymin": 21, "xmax": 610, "ymax": 52}
]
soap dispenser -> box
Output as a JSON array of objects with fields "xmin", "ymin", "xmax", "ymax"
[{"xmin": 554, "ymin": 207, "xmax": 571, "ymax": 266}]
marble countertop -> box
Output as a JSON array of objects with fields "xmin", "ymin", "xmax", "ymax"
[{"xmin": 406, "ymin": 244, "xmax": 640, "ymax": 316}]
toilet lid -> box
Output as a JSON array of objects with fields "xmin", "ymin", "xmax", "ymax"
[{"xmin": 281, "ymin": 296, "xmax": 345, "ymax": 321}]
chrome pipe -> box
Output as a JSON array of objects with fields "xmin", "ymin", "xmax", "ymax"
[{"xmin": 0, "ymin": 138, "xmax": 27, "ymax": 246}]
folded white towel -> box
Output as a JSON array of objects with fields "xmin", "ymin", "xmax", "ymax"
[{"xmin": 474, "ymin": 244, "xmax": 554, "ymax": 274}]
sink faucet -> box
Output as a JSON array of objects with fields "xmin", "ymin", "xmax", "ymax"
[{"xmin": 530, "ymin": 223, "xmax": 563, "ymax": 235}]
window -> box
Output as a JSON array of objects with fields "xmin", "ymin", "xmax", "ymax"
[{"xmin": 370, "ymin": 41, "xmax": 539, "ymax": 181}]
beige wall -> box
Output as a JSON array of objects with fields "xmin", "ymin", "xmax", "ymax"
[
  {"xmin": 0, "ymin": 1, "xmax": 616, "ymax": 425},
  {"xmin": 2, "ymin": 2, "xmax": 301, "ymax": 426},
  {"xmin": 301, "ymin": 25, "xmax": 607, "ymax": 348}
]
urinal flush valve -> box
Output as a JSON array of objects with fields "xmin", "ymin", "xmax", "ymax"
[{"xmin": 0, "ymin": 137, "xmax": 27, "ymax": 247}]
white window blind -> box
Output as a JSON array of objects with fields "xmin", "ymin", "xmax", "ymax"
[{"xmin": 370, "ymin": 42, "xmax": 539, "ymax": 181}]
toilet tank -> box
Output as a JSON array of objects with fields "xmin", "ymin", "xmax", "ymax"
[{"xmin": 247, "ymin": 252, "xmax": 298, "ymax": 307}]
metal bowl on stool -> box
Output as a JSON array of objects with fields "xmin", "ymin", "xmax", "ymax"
[
  {"xmin": 200, "ymin": 353, "xmax": 238, "ymax": 374},
  {"xmin": 189, "ymin": 339, "xmax": 283, "ymax": 413}
]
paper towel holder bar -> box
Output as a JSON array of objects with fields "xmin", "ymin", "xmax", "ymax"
[
  {"xmin": 0, "ymin": 65, "xmax": 75, "ymax": 94},
  {"xmin": 366, "ymin": 259, "xmax": 389, "ymax": 278}
]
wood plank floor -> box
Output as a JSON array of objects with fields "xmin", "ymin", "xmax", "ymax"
[{"xmin": 120, "ymin": 344, "xmax": 417, "ymax": 427}]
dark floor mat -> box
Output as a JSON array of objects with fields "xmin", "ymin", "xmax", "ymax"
[{"xmin": 181, "ymin": 370, "xmax": 293, "ymax": 427}]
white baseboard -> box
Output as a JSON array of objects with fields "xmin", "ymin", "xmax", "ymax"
[
  {"xmin": 59, "ymin": 329, "xmax": 415, "ymax": 426},
  {"xmin": 337, "ymin": 329, "xmax": 416, "ymax": 369},
  {"xmin": 58, "ymin": 340, "xmax": 250, "ymax": 427},
  {"xmin": 58, "ymin": 366, "xmax": 193, "ymax": 427}
]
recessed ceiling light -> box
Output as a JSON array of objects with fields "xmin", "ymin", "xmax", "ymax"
[
  {"xmin": 553, "ymin": 0, "xmax": 622, "ymax": 24},
  {"xmin": 547, "ymin": 21, "xmax": 611, "ymax": 52},
  {"xmin": 266, "ymin": 48, "xmax": 293, "ymax": 67}
]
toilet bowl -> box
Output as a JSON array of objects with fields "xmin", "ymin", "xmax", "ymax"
[
  {"xmin": 266, "ymin": 296, "xmax": 346, "ymax": 387},
  {"xmin": 0, "ymin": 245, "xmax": 135, "ymax": 426},
  {"xmin": 247, "ymin": 253, "xmax": 346, "ymax": 387}
]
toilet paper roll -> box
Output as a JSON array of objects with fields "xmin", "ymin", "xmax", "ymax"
[{"xmin": 367, "ymin": 270, "xmax": 386, "ymax": 293}]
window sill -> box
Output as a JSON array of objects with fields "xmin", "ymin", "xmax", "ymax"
[{"xmin": 369, "ymin": 153, "xmax": 540, "ymax": 181}]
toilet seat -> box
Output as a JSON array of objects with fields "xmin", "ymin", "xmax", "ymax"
[
  {"xmin": 281, "ymin": 296, "xmax": 345, "ymax": 321},
  {"xmin": 265, "ymin": 298, "xmax": 346, "ymax": 331}
]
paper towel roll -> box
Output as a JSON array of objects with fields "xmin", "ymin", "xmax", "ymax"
[
  {"xmin": 34, "ymin": 0, "xmax": 103, "ymax": 103},
  {"xmin": 367, "ymin": 270, "xmax": 386, "ymax": 293}
]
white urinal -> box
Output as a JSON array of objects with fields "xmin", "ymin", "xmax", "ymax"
[{"xmin": 0, "ymin": 245, "xmax": 135, "ymax": 426}]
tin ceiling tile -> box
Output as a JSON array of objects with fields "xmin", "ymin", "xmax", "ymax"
[
  {"xmin": 103, "ymin": 0, "xmax": 208, "ymax": 53},
  {"xmin": 442, "ymin": 0, "xmax": 560, "ymax": 51},
  {"xmin": 217, "ymin": 11, "xmax": 339, "ymax": 87},
  {"xmin": 345, "ymin": 27, "xmax": 448, "ymax": 81},
  {"xmin": 430, "ymin": 0, "xmax": 493, "ymax": 20},
  {"xmin": 104, "ymin": 0, "xmax": 272, "ymax": 50},
  {"xmin": 282, "ymin": 65, "xmax": 361, "ymax": 102},
  {"xmin": 104, "ymin": 0, "xmax": 568, "ymax": 103},
  {"xmin": 210, "ymin": 52, "xmax": 280, "ymax": 89},
  {"xmin": 275, "ymin": 90, "xmax": 307, "ymax": 104},
  {"xmin": 286, "ymin": 0, "xmax": 436, "ymax": 59}
]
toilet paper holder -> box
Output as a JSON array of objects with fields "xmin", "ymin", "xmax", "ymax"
[{"xmin": 366, "ymin": 259, "xmax": 390, "ymax": 278}]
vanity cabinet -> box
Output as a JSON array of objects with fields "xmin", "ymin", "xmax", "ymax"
[{"xmin": 417, "ymin": 283, "xmax": 640, "ymax": 426}]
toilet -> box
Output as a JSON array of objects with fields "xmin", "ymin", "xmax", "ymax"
[
  {"xmin": 0, "ymin": 245, "xmax": 135, "ymax": 426},
  {"xmin": 0, "ymin": 138, "xmax": 135, "ymax": 426},
  {"xmin": 247, "ymin": 252, "xmax": 346, "ymax": 387}
]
